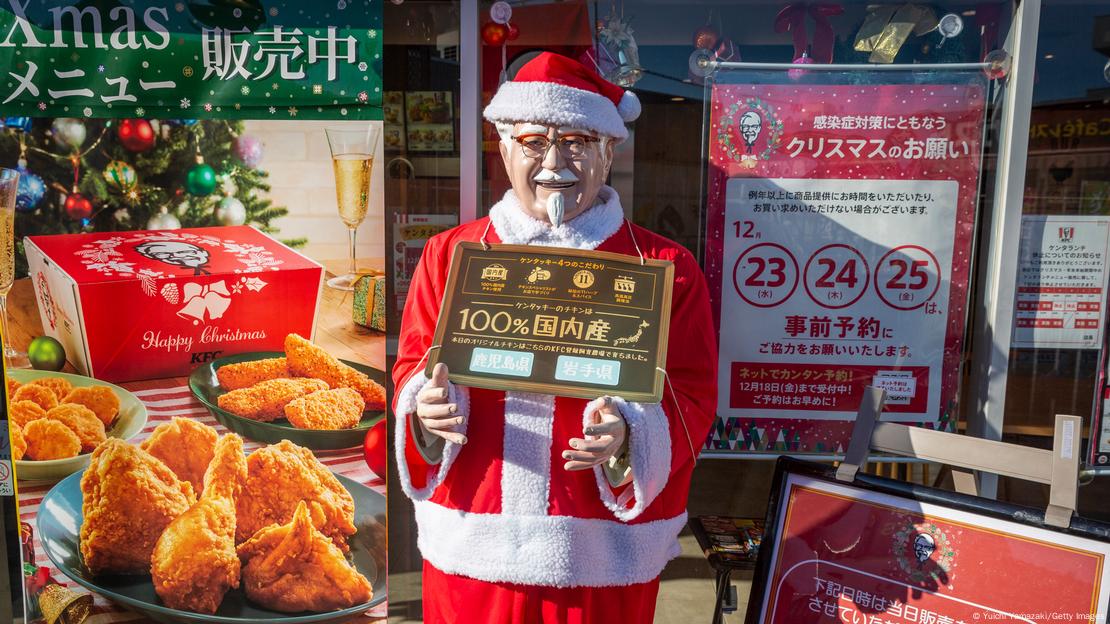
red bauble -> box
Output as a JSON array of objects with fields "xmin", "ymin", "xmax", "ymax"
[
  {"xmin": 64, "ymin": 192, "xmax": 93, "ymax": 220},
  {"xmin": 693, "ymin": 24, "xmax": 719, "ymax": 50},
  {"xmin": 481, "ymin": 21, "xmax": 509, "ymax": 46},
  {"xmin": 507, "ymin": 23, "xmax": 520, "ymax": 41},
  {"xmin": 363, "ymin": 419, "xmax": 387, "ymax": 478},
  {"xmin": 117, "ymin": 118, "xmax": 156, "ymax": 152}
]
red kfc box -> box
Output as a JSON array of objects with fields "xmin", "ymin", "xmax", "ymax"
[{"xmin": 25, "ymin": 226, "xmax": 323, "ymax": 383}]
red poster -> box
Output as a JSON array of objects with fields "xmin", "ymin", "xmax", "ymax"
[
  {"xmin": 704, "ymin": 77, "xmax": 986, "ymax": 454},
  {"xmin": 754, "ymin": 473, "xmax": 1110, "ymax": 623}
]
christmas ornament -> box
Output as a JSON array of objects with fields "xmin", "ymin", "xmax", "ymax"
[
  {"xmin": 692, "ymin": 23, "xmax": 719, "ymax": 50},
  {"xmin": 51, "ymin": 118, "xmax": 87, "ymax": 149},
  {"xmin": 64, "ymin": 192, "xmax": 93, "ymax": 220},
  {"xmin": 507, "ymin": 23, "xmax": 520, "ymax": 41},
  {"xmin": 234, "ymin": 135, "xmax": 264, "ymax": 167},
  {"xmin": 186, "ymin": 158, "xmax": 218, "ymax": 196},
  {"xmin": 777, "ymin": 3, "xmax": 844, "ymax": 64},
  {"xmin": 15, "ymin": 162, "xmax": 44, "ymax": 212},
  {"xmin": 715, "ymin": 38, "xmax": 738, "ymax": 62},
  {"xmin": 363, "ymin": 420, "xmax": 387, "ymax": 477},
  {"xmin": 481, "ymin": 21, "xmax": 509, "ymax": 46},
  {"xmin": 854, "ymin": 4, "xmax": 935, "ymax": 64},
  {"xmin": 37, "ymin": 583, "xmax": 92, "ymax": 624},
  {"xmin": 117, "ymin": 118, "xmax": 156, "ymax": 152},
  {"xmin": 592, "ymin": 6, "xmax": 642, "ymax": 87},
  {"xmin": 490, "ymin": 1, "xmax": 512, "ymax": 24},
  {"xmin": 216, "ymin": 196, "xmax": 247, "ymax": 226},
  {"xmin": 147, "ymin": 206, "xmax": 182, "ymax": 230},
  {"xmin": 4, "ymin": 116, "xmax": 32, "ymax": 133},
  {"xmin": 103, "ymin": 160, "xmax": 137, "ymax": 192},
  {"xmin": 788, "ymin": 51, "xmax": 814, "ymax": 80},
  {"xmin": 28, "ymin": 336, "xmax": 66, "ymax": 371}
]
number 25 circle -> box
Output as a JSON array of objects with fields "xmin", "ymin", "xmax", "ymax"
[
  {"xmin": 875, "ymin": 245, "xmax": 941, "ymax": 310},
  {"xmin": 733, "ymin": 243, "xmax": 799, "ymax": 308}
]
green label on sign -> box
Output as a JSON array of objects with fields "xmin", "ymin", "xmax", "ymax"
[{"xmin": 0, "ymin": 1, "xmax": 382, "ymax": 120}]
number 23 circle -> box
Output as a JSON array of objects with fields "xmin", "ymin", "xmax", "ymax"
[{"xmin": 733, "ymin": 243, "xmax": 799, "ymax": 308}]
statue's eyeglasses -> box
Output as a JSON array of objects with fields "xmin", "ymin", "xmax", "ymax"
[{"xmin": 512, "ymin": 133, "xmax": 601, "ymax": 160}]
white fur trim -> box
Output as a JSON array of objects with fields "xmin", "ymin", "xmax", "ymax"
[
  {"xmin": 587, "ymin": 396, "xmax": 671, "ymax": 522},
  {"xmin": 489, "ymin": 185, "xmax": 624, "ymax": 250},
  {"xmin": 617, "ymin": 91, "xmax": 641, "ymax": 122},
  {"xmin": 393, "ymin": 373, "xmax": 470, "ymax": 501},
  {"xmin": 501, "ymin": 392, "xmax": 555, "ymax": 515},
  {"xmin": 414, "ymin": 500, "xmax": 685, "ymax": 587},
  {"xmin": 484, "ymin": 81, "xmax": 629, "ymax": 140}
]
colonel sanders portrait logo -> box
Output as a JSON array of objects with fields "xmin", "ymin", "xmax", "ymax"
[
  {"xmin": 891, "ymin": 520, "xmax": 958, "ymax": 588},
  {"xmin": 134, "ymin": 241, "xmax": 212, "ymax": 276},
  {"xmin": 716, "ymin": 96, "xmax": 784, "ymax": 170}
]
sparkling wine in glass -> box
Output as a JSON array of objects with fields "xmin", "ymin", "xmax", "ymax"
[
  {"xmin": 326, "ymin": 126, "xmax": 380, "ymax": 290},
  {"xmin": 0, "ymin": 168, "xmax": 28, "ymax": 368}
]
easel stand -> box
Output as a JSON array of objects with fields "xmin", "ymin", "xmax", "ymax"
[{"xmin": 837, "ymin": 387, "xmax": 1082, "ymax": 528}]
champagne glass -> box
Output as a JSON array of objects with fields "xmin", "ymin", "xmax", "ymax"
[
  {"xmin": 0, "ymin": 168, "xmax": 28, "ymax": 368},
  {"xmin": 325, "ymin": 126, "xmax": 381, "ymax": 290}
]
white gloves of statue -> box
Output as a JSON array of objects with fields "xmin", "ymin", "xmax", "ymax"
[
  {"xmin": 563, "ymin": 396, "xmax": 628, "ymax": 472},
  {"xmin": 415, "ymin": 362, "xmax": 468, "ymax": 446}
]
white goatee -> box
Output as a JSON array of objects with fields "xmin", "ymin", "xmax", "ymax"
[{"xmin": 546, "ymin": 192, "xmax": 565, "ymax": 227}]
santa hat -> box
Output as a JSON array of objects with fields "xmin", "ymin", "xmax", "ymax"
[{"xmin": 483, "ymin": 52, "xmax": 641, "ymax": 141}]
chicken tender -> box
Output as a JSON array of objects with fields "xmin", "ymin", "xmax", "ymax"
[
  {"xmin": 215, "ymin": 357, "xmax": 289, "ymax": 391},
  {"xmin": 237, "ymin": 501, "xmax": 372, "ymax": 613},
  {"xmin": 11, "ymin": 425, "xmax": 26, "ymax": 461},
  {"xmin": 13, "ymin": 384, "xmax": 58, "ymax": 411},
  {"xmin": 236, "ymin": 440, "xmax": 355, "ymax": 550},
  {"xmin": 141, "ymin": 418, "xmax": 218, "ymax": 494},
  {"xmin": 63, "ymin": 386, "xmax": 120, "ymax": 427},
  {"xmin": 46, "ymin": 403, "xmax": 106, "ymax": 452},
  {"xmin": 216, "ymin": 378, "xmax": 328, "ymax": 422},
  {"xmin": 24, "ymin": 419, "xmax": 81, "ymax": 460},
  {"xmin": 284, "ymin": 388, "xmax": 365, "ymax": 430},
  {"xmin": 10, "ymin": 400, "xmax": 46, "ymax": 430},
  {"xmin": 152, "ymin": 434, "xmax": 247, "ymax": 614},
  {"xmin": 80, "ymin": 439, "xmax": 196, "ymax": 575},
  {"xmin": 26, "ymin": 377, "xmax": 74, "ymax": 402},
  {"xmin": 285, "ymin": 333, "xmax": 385, "ymax": 408}
]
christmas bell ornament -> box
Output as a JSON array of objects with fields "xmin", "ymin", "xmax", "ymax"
[
  {"xmin": 481, "ymin": 21, "xmax": 509, "ymax": 46},
  {"xmin": 51, "ymin": 118, "xmax": 87, "ymax": 150},
  {"xmin": 216, "ymin": 196, "xmax": 247, "ymax": 226},
  {"xmin": 103, "ymin": 160, "xmax": 137, "ymax": 192},
  {"xmin": 15, "ymin": 161, "xmax": 45, "ymax": 212},
  {"xmin": 186, "ymin": 157, "xmax": 218, "ymax": 196},
  {"xmin": 64, "ymin": 192, "xmax": 93, "ymax": 220},
  {"xmin": 28, "ymin": 336, "xmax": 66, "ymax": 371},
  {"xmin": 692, "ymin": 23, "xmax": 719, "ymax": 50},
  {"xmin": 593, "ymin": 6, "xmax": 642, "ymax": 87},
  {"xmin": 117, "ymin": 118, "xmax": 156, "ymax": 152},
  {"xmin": 234, "ymin": 135, "xmax": 264, "ymax": 168},
  {"xmin": 147, "ymin": 206, "xmax": 182, "ymax": 230}
]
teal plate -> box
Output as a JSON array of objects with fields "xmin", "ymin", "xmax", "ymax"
[
  {"xmin": 38, "ymin": 469, "xmax": 386, "ymax": 623},
  {"xmin": 190, "ymin": 351, "xmax": 385, "ymax": 450}
]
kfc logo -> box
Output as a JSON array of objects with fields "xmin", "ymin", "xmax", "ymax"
[{"xmin": 1058, "ymin": 227, "xmax": 1075, "ymax": 243}]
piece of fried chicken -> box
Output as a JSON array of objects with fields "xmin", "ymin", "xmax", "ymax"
[
  {"xmin": 141, "ymin": 418, "xmax": 218, "ymax": 494},
  {"xmin": 215, "ymin": 357, "xmax": 290, "ymax": 391},
  {"xmin": 80, "ymin": 439, "xmax": 196, "ymax": 575},
  {"xmin": 237, "ymin": 501, "xmax": 372, "ymax": 613},
  {"xmin": 216, "ymin": 378, "xmax": 328, "ymax": 422},
  {"xmin": 235, "ymin": 440, "xmax": 356, "ymax": 550},
  {"xmin": 284, "ymin": 334, "xmax": 386, "ymax": 410},
  {"xmin": 151, "ymin": 434, "xmax": 247, "ymax": 614}
]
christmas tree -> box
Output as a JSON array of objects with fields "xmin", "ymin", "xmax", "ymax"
[{"xmin": 0, "ymin": 117, "xmax": 306, "ymax": 278}]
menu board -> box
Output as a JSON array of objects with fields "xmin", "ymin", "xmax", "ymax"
[
  {"xmin": 427, "ymin": 243, "xmax": 673, "ymax": 402},
  {"xmin": 405, "ymin": 91, "xmax": 454, "ymax": 152}
]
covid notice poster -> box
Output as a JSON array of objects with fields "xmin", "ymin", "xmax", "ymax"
[
  {"xmin": 750, "ymin": 464, "xmax": 1110, "ymax": 624},
  {"xmin": 705, "ymin": 76, "xmax": 986, "ymax": 454}
]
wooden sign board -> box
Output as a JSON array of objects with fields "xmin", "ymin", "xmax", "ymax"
[{"xmin": 427, "ymin": 242, "xmax": 673, "ymax": 402}]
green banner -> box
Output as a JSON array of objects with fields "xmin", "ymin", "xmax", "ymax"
[{"xmin": 0, "ymin": 0, "xmax": 382, "ymax": 120}]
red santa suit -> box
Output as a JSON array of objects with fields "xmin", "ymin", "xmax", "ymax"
[{"xmin": 392, "ymin": 52, "xmax": 718, "ymax": 624}]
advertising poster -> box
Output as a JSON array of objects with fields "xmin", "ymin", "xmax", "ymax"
[
  {"xmin": 705, "ymin": 77, "xmax": 986, "ymax": 454},
  {"xmin": 1012, "ymin": 215, "xmax": 1110, "ymax": 349},
  {"xmin": 751, "ymin": 468, "xmax": 1110, "ymax": 623}
]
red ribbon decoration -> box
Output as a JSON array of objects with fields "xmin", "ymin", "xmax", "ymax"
[{"xmin": 774, "ymin": 2, "xmax": 844, "ymax": 64}]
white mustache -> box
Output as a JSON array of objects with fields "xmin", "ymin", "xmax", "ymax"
[{"xmin": 533, "ymin": 168, "xmax": 578, "ymax": 184}]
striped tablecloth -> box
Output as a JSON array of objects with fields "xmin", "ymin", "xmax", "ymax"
[{"xmin": 15, "ymin": 380, "xmax": 387, "ymax": 623}]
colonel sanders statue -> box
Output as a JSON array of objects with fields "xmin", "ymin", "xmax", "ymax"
[{"xmin": 393, "ymin": 52, "xmax": 718, "ymax": 623}]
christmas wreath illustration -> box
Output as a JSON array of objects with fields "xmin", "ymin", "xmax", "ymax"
[{"xmin": 716, "ymin": 97, "xmax": 784, "ymax": 168}]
